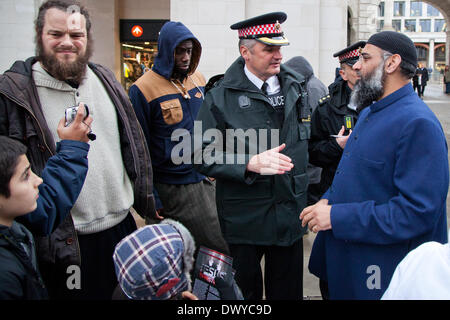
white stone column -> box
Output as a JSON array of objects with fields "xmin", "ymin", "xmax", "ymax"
[
  {"xmin": 170, "ymin": 0, "xmax": 341, "ymax": 83},
  {"xmin": 0, "ymin": 0, "xmax": 37, "ymax": 73},
  {"xmin": 382, "ymin": 0, "xmax": 395, "ymax": 31},
  {"xmin": 446, "ymin": 30, "xmax": 450, "ymax": 65},
  {"xmin": 86, "ymin": 0, "xmax": 120, "ymax": 79},
  {"xmin": 242, "ymin": 0, "xmax": 324, "ymax": 72},
  {"xmin": 318, "ymin": 0, "xmax": 348, "ymax": 86},
  {"xmin": 351, "ymin": 0, "xmax": 378, "ymax": 40},
  {"xmin": 170, "ymin": 0, "xmax": 246, "ymax": 81},
  {"xmin": 428, "ymin": 38, "xmax": 435, "ymax": 70}
]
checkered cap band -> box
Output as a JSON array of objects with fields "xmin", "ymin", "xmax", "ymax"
[
  {"xmin": 113, "ymin": 224, "xmax": 188, "ymax": 300},
  {"xmin": 339, "ymin": 48, "xmax": 361, "ymax": 63},
  {"xmin": 238, "ymin": 23, "xmax": 283, "ymax": 38}
]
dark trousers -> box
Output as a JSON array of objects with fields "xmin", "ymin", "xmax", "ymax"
[
  {"xmin": 418, "ymin": 84, "xmax": 426, "ymax": 97},
  {"xmin": 307, "ymin": 183, "xmax": 323, "ymax": 206},
  {"xmin": 74, "ymin": 212, "xmax": 137, "ymax": 300},
  {"xmin": 152, "ymin": 180, "xmax": 229, "ymax": 255},
  {"xmin": 229, "ymin": 239, "xmax": 303, "ymax": 300}
]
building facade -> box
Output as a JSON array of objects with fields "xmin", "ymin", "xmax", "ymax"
[
  {"xmin": 377, "ymin": 0, "xmax": 447, "ymax": 73},
  {"xmin": 0, "ymin": 0, "xmax": 349, "ymax": 87},
  {"xmin": 1, "ymin": 0, "xmax": 449, "ymax": 87}
]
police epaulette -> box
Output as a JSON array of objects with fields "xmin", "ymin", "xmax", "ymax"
[{"xmin": 318, "ymin": 94, "xmax": 331, "ymax": 106}]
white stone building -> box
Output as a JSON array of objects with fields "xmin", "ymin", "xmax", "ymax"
[
  {"xmin": 377, "ymin": 0, "xmax": 448, "ymax": 73},
  {"xmin": 1, "ymin": 0, "xmax": 449, "ymax": 87}
]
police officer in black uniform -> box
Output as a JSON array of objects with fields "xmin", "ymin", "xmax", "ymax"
[
  {"xmin": 308, "ymin": 41, "xmax": 366, "ymax": 204},
  {"xmin": 194, "ymin": 12, "xmax": 309, "ymax": 300}
]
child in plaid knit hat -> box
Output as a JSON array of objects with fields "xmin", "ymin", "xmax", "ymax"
[
  {"xmin": 112, "ymin": 218, "xmax": 197, "ymax": 300},
  {"xmin": 113, "ymin": 218, "xmax": 243, "ymax": 300}
]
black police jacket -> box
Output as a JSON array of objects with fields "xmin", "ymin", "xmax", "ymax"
[
  {"xmin": 308, "ymin": 79, "xmax": 359, "ymax": 197},
  {"xmin": 194, "ymin": 57, "xmax": 310, "ymax": 246}
]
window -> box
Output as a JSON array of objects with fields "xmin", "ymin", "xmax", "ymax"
[
  {"xmin": 405, "ymin": 19, "xmax": 416, "ymax": 32},
  {"xmin": 416, "ymin": 46, "xmax": 428, "ymax": 62},
  {"xmin": 392, "ymin": 19, "xmax": 401, "ymax": 32},
  {"xmin": 434, "ymin": 19, "xmax": 447, "ymax": 32},
  {"xmin": 435, "ymin": 46, "xmax": 445, "ymax": 62},
  {"xmin": 427, "ymin": 4, "xmax": 440, "ymax": 17},
  {"xmin": 377, "ymin": 20, "xmax": 385, "ymax": 32},
  {"xmin": 378, "ymin": 2, "xmax": 385, "ymax": 17},
  {"xmin": 394, "ymin": 1, "xmax": 405, "ymax": 17},
  {"xmin": 410, "ymin": 1, "xmax": 422, "ymax": 17},
  {"xmin": 419, "ymin": 19, "xmax": 431, "ymax": 32}
]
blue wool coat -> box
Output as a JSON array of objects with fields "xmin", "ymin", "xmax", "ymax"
[
  {"xmin": 308, "ymin": 83, "xmax": 449, "ymax": 299},
  {"xmin": 18, "ymin": 140, "xmax": 89, "ymax": 236}
]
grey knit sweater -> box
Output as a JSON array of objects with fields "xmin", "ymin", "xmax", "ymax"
[{"xmin": 32, "ymin": 62, "xmax": 134, "ymax": 234}]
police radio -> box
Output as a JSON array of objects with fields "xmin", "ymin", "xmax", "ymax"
[{"xmin": 344, "ymin": 115, "xmax": 354, "ymax": 133}]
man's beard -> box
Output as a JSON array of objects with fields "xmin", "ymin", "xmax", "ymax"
[
  {"xmin": 36, "ymin": 38, "xmax": 92, "ymax": 85},
  {"xmin": 350, "ymin": 61, "xmax": 386, "ymax": 111},
  {"xmin": 172, "ymin": 66, "xmax": 189, "ymax": 81}
]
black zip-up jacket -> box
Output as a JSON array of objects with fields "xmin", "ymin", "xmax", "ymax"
[
  {"xmin": 0, "ymin": 222, "xmax": 48, "ymax": 300},
  {"xmin": 308, "ymin": 79, "xmax": 359, "ymax": 197},
  {"xmin": 194, "ymin": 57, "xmax": 310, "ymax": 246},
  {"xmin": 0, "ymin": 57, "xmax": 156, "ymax": 298}
]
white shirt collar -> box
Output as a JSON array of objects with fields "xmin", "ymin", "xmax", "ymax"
[
  {"xmin": 244, "ymin": 65, "xmax": 280, "ymax": 94},
  {"xmin": 347, "ymin": 102, "xmax": 357, "ymax": 111}
]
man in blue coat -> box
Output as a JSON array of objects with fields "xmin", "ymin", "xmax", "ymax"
[{"xmin": 300, "ymin": 31, "xmax": 449, "ymax": 299}]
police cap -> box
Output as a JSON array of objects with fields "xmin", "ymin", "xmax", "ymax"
[
  {"xmin": 230, "ymin": 12, "xmax": 289, "ymax": 46},
  {"xmin": 333, "ymin": 41, "xmax": 366, "ymax": 66}
]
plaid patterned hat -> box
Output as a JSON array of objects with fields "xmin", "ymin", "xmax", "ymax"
[
  {"xmin": 230, "ymin": 12, "xmax": 289, "ymax": 46},
  {"xmin": 113, "ymin": 219, "xmax": 195, "ymax": 300},
  {"xmin": 333, "ymin": 41, "xmax": 366, "ymax": 66}
]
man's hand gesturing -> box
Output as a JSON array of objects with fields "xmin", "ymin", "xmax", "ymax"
[{"xmin": 246, "ymin": 143, "xmax": 293, "ymax": 175}]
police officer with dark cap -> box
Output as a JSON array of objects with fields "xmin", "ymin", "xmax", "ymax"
[
  {"xmin": 194, "ymin": 12, "xmax": 309, "ymax": 300},
  {"xmin": 308, "ymin": 41, "xmax": 366, "ymax": 215},
  {"xmin": 308, "ymin": 41, "xmax": 365, "ymax": 299}
]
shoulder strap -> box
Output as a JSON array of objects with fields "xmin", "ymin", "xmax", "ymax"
[
  {"xmin": 318, "ymin": 94, "xmax": 331, "ymax": 106},
  {"xmin": 296, "ymin": 79, "xmax": 310, "ymax": 121}
]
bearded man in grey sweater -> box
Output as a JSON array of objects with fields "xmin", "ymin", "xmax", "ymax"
[{"xmin": 0, "ymin": 0, "xmax": 155, "ymax": 299}]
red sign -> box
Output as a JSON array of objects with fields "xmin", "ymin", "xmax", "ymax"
[{"xmin": 131, "ymin": 25, "xmax": 143, "ymax": 37}]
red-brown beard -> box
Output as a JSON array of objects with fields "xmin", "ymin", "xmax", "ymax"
[{"xmin": 36, "ymin": 37, "xmax": 93, "ymax": 85}]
